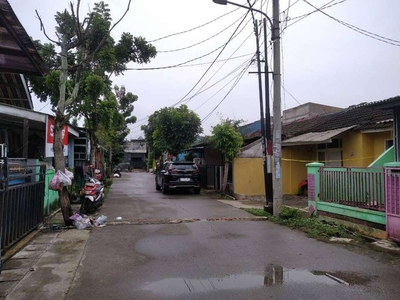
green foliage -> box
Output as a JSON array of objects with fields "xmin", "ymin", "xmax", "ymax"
[
  {"xmin": 28, "ymin": 1, "xmax": 157, "ymax": 114},
  {"xmin": 244, "ymin": 208, "xmax": 270, "ymax": 217},
  {"xmin": 244, "ymin": 208, "xmax": 357, "ymax": 240},
  {"xmin": 278, "ymin": 206, "xmax": 303, "ymax": 220},
  {"xmin": 143, "ymin": 105, "xmax": 203, "ymax": 157},
  {"xmin": 104, "ymin": 178, "xmax": 113, "ymax": 188},
  {"xmin": 210, "ymin": 120, "xmax": 243, "ymax": 163}
]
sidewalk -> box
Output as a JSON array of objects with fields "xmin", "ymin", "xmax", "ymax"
[
  {"xmin": 218, "ymin": 194, "xmax": 309, "ymax": 211},
  {"xmin": 0, "ymin": 208, "xmax": 91, "ymax": 300}
]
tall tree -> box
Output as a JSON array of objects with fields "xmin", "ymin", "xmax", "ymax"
[
  {"xmin": 96, "ymin": 85, "xmax": 137, "ymax": 175},
  {"xmin": 210, "ymin": 119, "xmax": 243, "ymax": 193},
  {"xmin": 142, "ymin": 105, "xmax": 203, "ymax": 160},
  {"xmin": 29, "ymin": 0, "xmax": 156, "ymax": 225}
]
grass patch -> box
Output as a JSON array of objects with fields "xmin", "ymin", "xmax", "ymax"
[
  {"xmin": 245, "ymin": 208, "xmax": 270, "ymax": 217},
  {"xmin": 104, "ymin": 178, "xmax": 113, "ymax": 195},
  {"xmin": 244, "ymin": 207, "xmax": 357, "ymax": 240}
]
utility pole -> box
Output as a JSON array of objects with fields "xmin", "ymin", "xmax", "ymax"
[
  {"xmin": 272, "ymin": 0, "xmax": 282, "ymax": 216},
  {"xmin": 264, "ymin": 18, "xmax": 273, "ymax": 214}
]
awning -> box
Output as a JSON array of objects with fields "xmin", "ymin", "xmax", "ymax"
[{"xmin": 282, "ymin": 126, "xmax": 355, "ymax": 146}]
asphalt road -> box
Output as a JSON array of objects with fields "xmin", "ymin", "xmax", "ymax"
[{"xmin": 67, "ymin": 172, "xmax": 400, "ymax": 300}]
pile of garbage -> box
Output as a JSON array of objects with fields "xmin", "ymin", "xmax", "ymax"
[{"xmin": 69, "ymin": 213, "xmax": 107, "ymax": 229}]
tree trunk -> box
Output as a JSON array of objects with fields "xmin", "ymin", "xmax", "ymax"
[
  {"xmin": 55, "ymin": 40, "xmax": 73, "ymax": 226},
  {"xmin": 108, "ymin": 146, "xmax": 113, "ymax": 178},
  {"xmin": 222, "ymin": 161, "xmax": 229, "ymax": 194},
  {"xmin": 90, "ymin": 132, "xmax": 96, "ymax": 167}
]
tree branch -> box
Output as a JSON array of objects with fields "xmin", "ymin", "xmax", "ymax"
[
  {"xmin": 69, "ymin": 0, "xmax": 83, "ymax": 42},
  {"xmin": 85, "ymin": 0, "xmax": 132, "ymax": 61},
  {"xmin": 109, "ymin": 0, "xmax": 131, "ymax": 32},
  {"xmin": 35, "ymin": 10, "xmax": 60, "ymax": 45}
]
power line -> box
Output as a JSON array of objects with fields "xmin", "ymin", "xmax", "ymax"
[
  {"xmin": 183, "ymin": 30, "xmax": 255, "ymax": 105},
  {"xmin": 194, "ymin": 56, "xmax": 256, "ymax": 110},
  {"xmin": 281, "ymin": 0, "xmax": 300, "ymax": 14},
  {"xmin": 148, "ymin": 7, "xmax": 241, "ymax": 43},
  {"xmin": 184, "ymin": 56, "xmax": 255, "ymax": 104},
  {"xmin": 158, "ymin": 13, "xmax": 245, "ymax": 53},
  {"xmin": 283, "ymin": 0, "xmax": 346, "ymax": 33},
  {"xmin": 125, "ymin": 24, "xmax": 250, "ymax": 72},
  {"xmin": 126, "ymin": 53, "xmax": 254, "ymax": 70},
  {"xmin": 182, "ymin": 53, "xmax": 255, "ymax": 67},
  {"xmin": 288, "ymin": 0, "xmax": 342, "ymax": 21},
  {"xmin": 303, "ymin": 0, "xmax": 400, "ymax": 46},
  {"xmin": 171, "ymin": 4, "xmax": 255, "ymax": 108},
  {"xmin": 174, "ymin": 0, "xmax": 266, "ymax": 108},
  {"xmin": 128, "ymin": 54, "xmax": 256, "ymax": 132},
  {"xmin": 202, "ymin": 59, "xmax": 252, "ymax": 123}
]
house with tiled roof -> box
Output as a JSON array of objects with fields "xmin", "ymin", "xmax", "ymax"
[{"xmin": 233, "ymin": 98, "xmax": 396, "ymax": 197}]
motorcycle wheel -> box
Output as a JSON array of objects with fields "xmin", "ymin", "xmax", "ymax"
[{"xmin": 80, "ymin": 198, "xmax": 92, "ymax": 214}]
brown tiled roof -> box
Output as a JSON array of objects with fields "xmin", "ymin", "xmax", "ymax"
[{"xmin": 246, "ymin": 97, "xmax": 398, "ymax": 140}]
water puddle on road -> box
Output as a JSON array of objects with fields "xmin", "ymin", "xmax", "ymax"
[{"xmin": 141, "ymin": 266, "xmax": 369, "ymax": 296}]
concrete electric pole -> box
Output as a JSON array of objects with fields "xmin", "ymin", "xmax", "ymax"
[{"xmin": 272, "ymin": 0, "xmax": 282, "ymax": 216}]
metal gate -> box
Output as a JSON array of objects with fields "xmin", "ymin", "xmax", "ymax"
[
  {"xmin": 0, "ymin": 158, "xmax": 45, "ymax": 254},
  {"xmin": 198, "ymin": 165, "xmax": 223, "ymax": 190},
  {"xmin": 385, "ymin": 167, "xmax": 400, "ymax": 242}
]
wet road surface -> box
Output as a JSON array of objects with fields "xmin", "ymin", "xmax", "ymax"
[{"xmin": 67, "ymin": 172, "xmax": 400, "ymax": 300}]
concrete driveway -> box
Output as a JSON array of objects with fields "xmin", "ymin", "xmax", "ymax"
[{"xmin": 63, "ymin": 172, "xmax": 400, "ymax": 300}]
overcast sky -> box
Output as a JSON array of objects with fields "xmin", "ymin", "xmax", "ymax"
[{"xmin": 9, "ymin": 0, "xmax": 400, "ymax": 138}]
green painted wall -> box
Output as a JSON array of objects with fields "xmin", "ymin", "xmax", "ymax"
[{"xmin": 44, "ymin": 169, "xmax": 59, "ymax": 216}]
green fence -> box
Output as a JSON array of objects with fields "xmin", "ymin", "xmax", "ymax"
[
  {"xmin": 320, "ymin": 166, "xmax": 385, "ymax": 211},
  {"xmin": 307, "ymin": 162, "xmax": 386, "ymax": 225}
]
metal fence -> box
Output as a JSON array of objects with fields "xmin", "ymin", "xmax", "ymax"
[
  {"xmin": 0, "ymin": 158, "xmax": 45, "ymax": 254},
  {"xmin": 320, "ymin": 166, "xmax": 385, "ymax": 211}
]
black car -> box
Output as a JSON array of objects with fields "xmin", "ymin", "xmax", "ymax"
[{"xmin": 155, "ymin": 161, "xmax": 201, "ymax": 194}]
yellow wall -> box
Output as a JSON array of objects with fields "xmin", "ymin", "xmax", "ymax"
[
  {"xmin": 233, "ymin": 158, "xmax": 265, "ymax": 196},
  {"xmin": 282, "ymin": 145, "xmax": 316, "ymax": 194},
  {"xmin": 234, "ymin": 130, "xmax": 393, "ymax": 197},
  {"xmin": 371, "ymin": 131, "xmax": 393, "ymax": 157},
  {"xmin": 340, "ymin": 130, "xmax": 373, "ymax": 167},
  {"xmin": 342, "ymin": 130, "xmax": 393, "ymax": 167}
]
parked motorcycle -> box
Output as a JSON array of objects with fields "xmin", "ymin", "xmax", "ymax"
[
  {"xmin": 79, "ymin": 177, "xmax": 105, "ymax": 214},
  {"xmin": 113, "ymin": 166, "xmax": 122, "ymax": 178}
]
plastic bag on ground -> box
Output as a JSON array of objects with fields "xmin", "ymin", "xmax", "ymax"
[
  {"xmin": 69, "ymin": 213, "xmax": 81, "ymax": 221},
  {"xmin": 73, "ymin": 216, "xmax": 93, "ymax": 229},
  {"xmin": 96, "ymin": 215, "xmax": 107, "ymax": 225}
]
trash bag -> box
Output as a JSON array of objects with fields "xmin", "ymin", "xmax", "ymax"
[
  {"xmin": 49, "ymin": 172, "xmax": 62, "ymax": 191},
  {"xmin": 58, "ymin": 170, "xmax": 72, "ymax": 186},
  {"xmin": 71, "ymin": 215, "xmax": 93, "ymax": 229},
  {"xmin": 96, "ymin": 215, "xmax": 107, "ymax": 225},
  {"xmin": 65, "ymin": 168, "xmax": 74, "ymax": 180}
]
